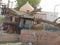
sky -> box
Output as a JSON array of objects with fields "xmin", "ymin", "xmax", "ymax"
[
  {"xmin": 2, "ymin": 0, "xmax": 60, "ymax": 17},
  {"xmin": 39, "ymin": 0, "xmax": 60, "ymax": 17}
]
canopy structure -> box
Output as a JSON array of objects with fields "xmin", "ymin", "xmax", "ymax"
[{"xmin": 20, "ymin": 1, "xmax": 34, "ymax": 12}]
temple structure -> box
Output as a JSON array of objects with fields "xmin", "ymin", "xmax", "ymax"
[{"xmin": 3, "ymin": 1, "xmax": 58, "ymax": 33}]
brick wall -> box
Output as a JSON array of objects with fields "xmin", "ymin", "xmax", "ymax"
[
  {"xmin": 19, "ymin": 30, "xmax": 59, "ymax": 45},
  {"xmin": 0, "ymin": 30, "xmax": 60, "ymax": 45}
]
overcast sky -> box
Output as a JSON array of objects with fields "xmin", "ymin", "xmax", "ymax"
[
  {"xmin": 2, "ymin": 0, "xmax": 60, "ymax": 17},
  {"xmin": 39, "ymin": 0, "xmax": 60, "ymax": 17}
]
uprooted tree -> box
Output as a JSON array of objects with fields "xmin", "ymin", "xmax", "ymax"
[{"xmin": 30, "ymin": 18, "xmax": 60, "ymax": 30}]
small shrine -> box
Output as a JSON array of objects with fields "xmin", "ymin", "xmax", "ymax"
[
  {"xmin": 20, "ymin": 1, "xmax": 34, "ymax": 13},
  {"xmin": 3, "ymin": 1, "xmax": 47, "ymax": 33}
]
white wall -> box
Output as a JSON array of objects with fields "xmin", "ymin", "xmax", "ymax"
[
  {"xmin": 34, "ymin": 12, "xmax": 47, "ymax": 20},
  {"xmin": 46, "ymin": 12, "xmax": 58, "ymax": 22},
  {"xmin": 34, "ymin": 12, "xmax": 58, "ymax": 22}
]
